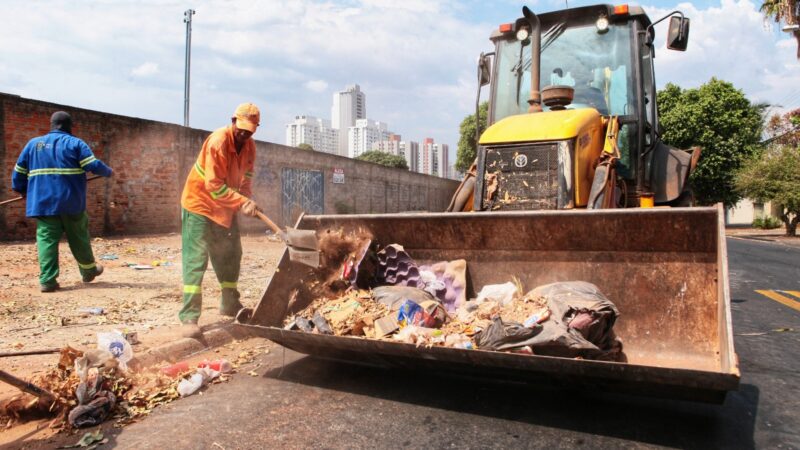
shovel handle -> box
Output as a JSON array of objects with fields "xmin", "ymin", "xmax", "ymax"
[
  {"xmin": 1, "ymin": 175, "xmax": 103, "ymax": 206},
  {"xmin": 254, "ymin": 210, "xmax": 283, "ymax": 235}
]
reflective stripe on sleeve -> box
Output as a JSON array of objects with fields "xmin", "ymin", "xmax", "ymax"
[
  {"xmin": 194, "ymin": 163, "xmax": 206, "ymax": 178},
  {"xmin": 210, "ymin": 184, "xmax": 230, "ymax": 199},
  {"xmin": 14, "ymin": 165, "xmax": 28, "ymax": 174},
  {"xmin": 244, "ymin": 171, "xmax": 254, "ymax": 179},
  {"xmin": 79, "ymin": 155, "xmax": 97, "ymax": 167}
]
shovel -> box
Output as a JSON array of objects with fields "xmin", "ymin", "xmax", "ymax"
[{"xmin": 254, "ymin": 210, "xmax": 320, "ymax": 268}]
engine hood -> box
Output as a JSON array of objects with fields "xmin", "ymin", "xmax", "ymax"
[{"xmin": 480, "ymin": 108, "xmax": 602, "ymax": 145}]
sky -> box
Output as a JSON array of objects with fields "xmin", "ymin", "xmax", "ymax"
[{"xmin": 1, "ymin": 0, "xmax": 798, "ymax": 163}]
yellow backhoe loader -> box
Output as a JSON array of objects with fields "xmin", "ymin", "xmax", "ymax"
[{"xmin": 239, "ymin": 5, "xmax": 738, "ymax": 403}]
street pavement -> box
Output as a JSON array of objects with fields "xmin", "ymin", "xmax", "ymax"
[{"xmin": 97, "ymin": 237, "xmax": 800, "ymax": 449}]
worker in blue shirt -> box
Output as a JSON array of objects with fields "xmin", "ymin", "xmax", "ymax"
[{"xmin": 11, "ymin": 111, "xmax": 113, "ymax": 292}]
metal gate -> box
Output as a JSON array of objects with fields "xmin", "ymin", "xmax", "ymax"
[{"xmin": 281, "ymin": 168, "xmax": 324, "ymax": 226}]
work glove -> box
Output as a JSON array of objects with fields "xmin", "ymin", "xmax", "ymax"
[{"xmin": 241, "ymin": 199, "xmax": 259, "ymax": 217}]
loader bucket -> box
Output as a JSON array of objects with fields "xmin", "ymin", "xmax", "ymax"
[{"xmin": 239, "ymin": 205, "xmax": 739, "ymax": 403}]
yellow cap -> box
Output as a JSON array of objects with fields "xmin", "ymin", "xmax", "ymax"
[{"xmin": 234, "ymin": 103, "xmax": 260, "ymax": 132}]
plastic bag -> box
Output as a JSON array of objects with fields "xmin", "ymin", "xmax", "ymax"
[
  {"xmin": 473, "ymin": 317, "xmax": 542, "ymax": 351},
  {"xmin": 373, "ymin": 285, "xmax": 435, "ymax": 311},
  {"xmin": 397, "ymin": 299, "xmax": 448, "ymax": 328},
  {"xmin": 475, "ymin": 282, "xmax": 517, "ymax": 306},
  {"xmin": 96, "ymin": 330, "xmax": 133, "ymax": 370},
  {"xmin": 177, "ymin": 367, "xmax": 221, "ymax": 397}
]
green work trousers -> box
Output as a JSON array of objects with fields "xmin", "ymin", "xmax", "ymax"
[
  {"xmin": 36, "ymin": 212, "xmax": 97, "ymax": 287},
  {"xmin": 179, "ymin": 209, "xmax": 243, "ymax": 323}
]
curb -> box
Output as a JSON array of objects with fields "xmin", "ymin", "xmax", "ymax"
[{"xmin": 130, "ymin": 323, "xmax": 256, "ymax": 370}]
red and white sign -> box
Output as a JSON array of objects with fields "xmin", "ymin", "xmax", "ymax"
[{"xmin": 332, "ymin": 168, "xmax": 345, "ymax": 184}]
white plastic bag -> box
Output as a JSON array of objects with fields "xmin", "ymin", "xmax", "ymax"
[
  {"xmin": 475, "ymin": 282, "xmax": 517, "ymax": 306},
  {"xmin": 177, "ymin": 367, "xmax": 221, "ymax": 397},
  {"xmin": 96, "ymin": 330, "xmax": 133, "ymax": 370}
]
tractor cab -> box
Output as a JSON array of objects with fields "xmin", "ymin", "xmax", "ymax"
[{"xmin": 473, "ymin": 4, "xmax": 693, "ymax": 210}]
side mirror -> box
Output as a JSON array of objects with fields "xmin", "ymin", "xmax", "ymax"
[
  {"xmin": 478, "ymin": 53, "xmax": 492, "ymax": 87},
  {"xmin": 667, "ymin": 16, "xmax": 690, "ymax": 51}
]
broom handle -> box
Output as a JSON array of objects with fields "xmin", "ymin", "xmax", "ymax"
[{"xmin": 254, "ymin": 210, "xmax": 283, "ymax": 235}]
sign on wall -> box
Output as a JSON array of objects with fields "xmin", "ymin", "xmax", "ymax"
[{"xmin": 332, "ymin": 168, "xmax": 345, "ymax": 184}]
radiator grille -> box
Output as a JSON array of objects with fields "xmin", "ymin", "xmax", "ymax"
[{"xmin": 482, "ymin": 143, "xmax": 560, "ymax": 210}]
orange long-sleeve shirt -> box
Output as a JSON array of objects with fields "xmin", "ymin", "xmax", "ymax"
[{"xmin": 181, "ymin": 125, "xmax": 255, "ymax": 228}]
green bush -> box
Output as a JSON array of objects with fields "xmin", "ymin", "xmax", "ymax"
[{"xmin": 752, "ymin": 216, "xmax": 782, "ymax": 229}]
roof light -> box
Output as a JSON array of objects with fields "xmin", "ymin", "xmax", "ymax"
[
  {"xmin": 516, "ymin": 26, "xmax": 530, "ymax": 41},
  {"xmin": 596, "ymin": 15, "xmax": 610, "ymax": 33},
  {"xmin": 614, "ymin": 4, "xmax": 629, "ymax": 15},
  {"xmin": 499, "ymin": 23, "xmax": 513, "ymax": 33}
]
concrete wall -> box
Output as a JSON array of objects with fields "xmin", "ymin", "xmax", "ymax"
[
  {"xmin": 725, "ymin": 198, "xmax": 781, "ymax": 226},
  {"xmin": 1, "ymin": 93, "xmax": 458, "ymax": 241}
]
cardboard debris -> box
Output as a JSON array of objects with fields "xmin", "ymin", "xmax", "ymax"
[{"xmin": 374, "ymin": 315, "xmax": 399, "ymax": 338}]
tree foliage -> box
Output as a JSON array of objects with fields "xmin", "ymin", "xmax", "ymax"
[
  {"xmin": 764, "ymin": 108, "xmax": 800, "ymax": 147},
  {"xmin": 735, "ymin": 146, "xmax": 800, "ymax": 236},
  {"xmin": 455, "ymin": 102, "xmax": 488, "ymax": 173},
  {"xmin": 760, "ymin": 0, "xmax": 799, "ymax": 58},
  {"xmin": 356, "ymin": 150, "xmax": 409, "ymax": 170},
  {"xmin": 657, "ymin": 78, "xmax": 766, "ymax": 207},
  {"xmin": 297, "ymin": 143, "xmax": 314, "ymax": 151}
]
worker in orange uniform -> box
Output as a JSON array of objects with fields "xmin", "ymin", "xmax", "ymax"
[{"xmin": 179, "ymin": 103, "xmax": 261, "ymax": 338}]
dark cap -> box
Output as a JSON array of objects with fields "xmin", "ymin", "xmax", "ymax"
[{"xmin": 50, "ymin": 111, "xmax": 73, "ymax": 133}]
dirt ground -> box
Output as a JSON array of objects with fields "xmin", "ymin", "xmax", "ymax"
[{"xmin": 0, "ymin": 232, "xmax": 284, "ymax": 446}]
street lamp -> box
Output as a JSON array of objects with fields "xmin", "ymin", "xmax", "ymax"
[{"xmin": 183, "ymin": 9, "xmax": 195, "ymax": 127}]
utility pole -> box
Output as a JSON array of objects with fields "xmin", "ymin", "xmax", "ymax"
[{"xmin": 183, "ymin": 9, "xmax": 195, "ymax": 127}]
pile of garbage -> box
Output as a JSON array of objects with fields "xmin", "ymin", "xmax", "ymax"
[
  {"xmin": 285, "ymin": 242, "xmax": 624, "ymax": 361},
  {"xmin": 0, "ymin": 331, "xmax": 233, "ymax": 430}
]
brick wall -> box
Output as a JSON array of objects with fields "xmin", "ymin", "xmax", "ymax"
[{"xmin": 1, "ymin": 93, "xmax": 458, "ymax": 241}]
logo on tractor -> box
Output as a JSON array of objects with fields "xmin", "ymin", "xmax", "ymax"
[{"xmin": 514, "ymin": 154, "xmax": 528, "ymax": 168}]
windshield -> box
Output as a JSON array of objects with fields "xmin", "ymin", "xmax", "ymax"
[{"xmin": 492, "ymin": 22, "xmax": 635, "ymax": 122}]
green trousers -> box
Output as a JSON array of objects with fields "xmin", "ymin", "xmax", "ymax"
[
  {"xmin": 36, "ymin": 212, "xmax": 97, "ymax": 287},
  {"xmin": 179, "ymin": 209, "xmax": 243, "ymax": 323}
]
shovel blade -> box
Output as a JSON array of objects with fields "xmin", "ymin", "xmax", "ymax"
[
  {"xmin": 288, "ymin": 248, "xmax": 320, "ymax": 268},
  {"xmin": 286, "ymin": 229, "xmax": 319, "ymax": 251}
]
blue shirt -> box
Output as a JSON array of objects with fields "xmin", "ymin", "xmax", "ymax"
[{"xmin": 11, "ymin": 130, "xmax": 113, "ymax": 217}]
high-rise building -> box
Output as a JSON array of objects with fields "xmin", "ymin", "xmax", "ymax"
[
  {"xmin": 399, "ymin": 141, "xmax": 419, "ymax": 172},
  {"xmin": 448, "ymin": 164, "xmax": 462, "ymax": 180},
  {"xmin": 348, "ymin": 119, "xmax": 390, "ymax": 158},
  {"xmin": 420, "ymin": 138, "xmax": 435, "ymax": 175},
  {"xmin": 332, "ymin": 84, "xmax": 366, "ymax": 156},
  {"xmin": 373, "ymin": 134, "xmax": 418, "ymax": 171},
  {"xmin": 434, "ymin": 143, "xmax": 449, "ymax": 179},
  {"xmin": 285, "ymin": 115, "xmax": 339, "ymax": 155},
  {"xmin": 417, "ymin": 138, "xmax": 449, "ymax": 177}
]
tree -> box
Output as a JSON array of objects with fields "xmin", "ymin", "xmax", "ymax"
[
  {"xmin": 760, "ymin": 0, "xmax": 800, "ymax": 58},
  {"xmin": 356, "ymin": 150, "xmax": 409, "ymax": 170},
  {"xmin": 764, "ymin": 108, "xmax": 800, "ymax": 147},
  {"xmin": 657, "ymin": 78, "xmax": 766, "ymax": 207},
  {"xmin": 297, "ymin": 143, "xmax": 314, "ymax": 151},
  {"xmin": 735, "ymin": 146, "xmax": 800, "ymax": 236},
  {"xmin": 455, "ymin": 102, "xmax": 488, "ymax": 174}
]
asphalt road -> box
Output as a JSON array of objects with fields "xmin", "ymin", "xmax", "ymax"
[{"xmin": 93, "ymin": 238, "xmax": 800, "ymax": 449}]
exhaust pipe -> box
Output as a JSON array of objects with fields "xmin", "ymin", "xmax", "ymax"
[{"xmin": 522, "ymin": 6, "xmax": 542, "ymax": 113}]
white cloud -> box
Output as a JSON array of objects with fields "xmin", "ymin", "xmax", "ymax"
[
  {"xmin": 0, "ymin": 0, "xmax": 796, "ymax": 159},
  {"xmin": 304, "ymin": 80, "xmax": 329, "ymax": 93},
  {"xmin": 131, "ymin": 62, "xmax": 160, "ymax": 77},
  {"xmin": 645, "ymin": 0, "xmax": 800, "ymax": 110}
]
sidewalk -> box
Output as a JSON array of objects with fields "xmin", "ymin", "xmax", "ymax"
[
  {"xmin": 725, "ymin": 226, "xmax": 800, "ymax": 247},
  {"xmin": 0, "ymin": 233, "xmax": 284, "ymax": 399}
]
